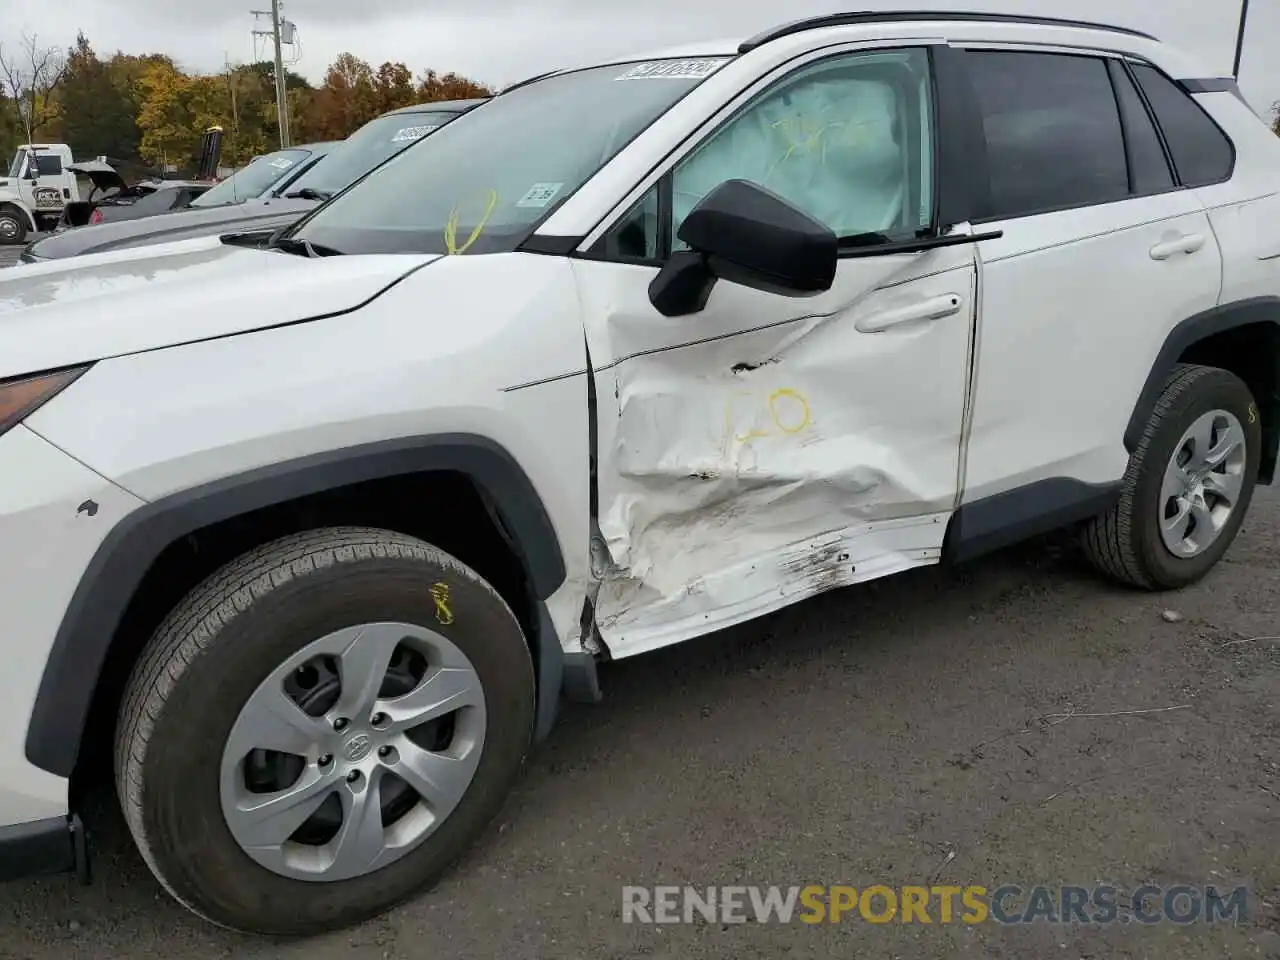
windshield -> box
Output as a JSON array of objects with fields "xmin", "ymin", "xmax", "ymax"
[
  {"xmin": 290, "ymin": 57, "xmax": 730, "ymax": 256},
  {"xmin": 285, "ymin": 109, "xmax": 462, "ymax": 198},
  {"xmin": 7, "ymin": 150, "xmax": 27, "ymax": 178},
  {"xmin": 190, "ymin": 148, "xmax": 313, "ymax": 207}
]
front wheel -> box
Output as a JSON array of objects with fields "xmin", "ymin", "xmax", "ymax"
[
  {"xmin": 1082, "ymin": 363, "xmax": 1260, "ymax": 589},
  {"xmin": 0, "ymin": 206, "xmax": 28, "ymax": 245},
  {"xmin": 115, "ymin": 527, "xmax": 535, "ymax": 935}
]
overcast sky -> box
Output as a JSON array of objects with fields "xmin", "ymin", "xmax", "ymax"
[{"xmin": 4, "ymin": 0, "xmax": 1278, "ymax": 115}]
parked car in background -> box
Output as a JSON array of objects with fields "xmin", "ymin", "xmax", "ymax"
[
  {"xmin": 186, "ymin": 142, "xmax": 339, "ymax": 210},
  {"xmin": 269, "ymin": 102, "xmax": 485, "ymax": 203},
  {"xmin": 57, "ymin": 160, "xmax": 213, "ymax": 229},
  {"xmin": 20, "ymin": 100, "xmax": 487, "ymax": 262}
]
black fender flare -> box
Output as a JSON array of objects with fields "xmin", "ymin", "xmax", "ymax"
[
  {"xmin": 24, "ymin": 433, "xmax": 568, "ymax": 779},
  {"xmin": 1124, "ymin": 297, "xmax": 1280, "ymax": 481}
]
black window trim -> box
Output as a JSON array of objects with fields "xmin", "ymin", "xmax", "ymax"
[
  {"xmin": 579, "ymin": 40, "xmax": 974, "ymax": 269},
  {"xmin": 1105, "ymin": 57, "xmax": 1178, "ymax": 200},
  {"xmin": 1120, "ymin": 56, "xmax": 1237, "ymax": 190}
]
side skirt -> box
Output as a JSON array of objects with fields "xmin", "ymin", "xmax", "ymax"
[{"xmin": 943, "ymin": 477, "xmax": 1122, "ymax": 564}]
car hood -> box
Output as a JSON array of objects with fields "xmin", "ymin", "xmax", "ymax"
[
  {"xmin": 26, "ymin": 196, "xmax": 319, "ymax": 260},
  {"xmin": 0, "ymin": 235, "xmax": 438, "ymax": 380}
]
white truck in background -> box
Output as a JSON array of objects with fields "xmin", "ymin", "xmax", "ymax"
[{"xmin": 0, "ymin": 143, "xmax": 80, "ymax": 245}]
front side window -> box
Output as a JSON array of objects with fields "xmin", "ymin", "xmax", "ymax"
[
  {"xmin": 672, "ymin": 48, "xmax": 934, "ymax": 249},
  {"xmin": 289, "ymin": 57, "xmax": 731, "ymax": 256},
  {"xmin": 285, "ymin": 110, "xmax": 462, "ymax": 199},
  {"xmin": 966, "ymin": 50, "xmax": 1130, "ymax": 220},
  {"xmin": 1130, "ymin": 64, "xmax": 1235, "ymax": 187},
  {"xmin": 190, "ymin": 148, "xmax": 314, "ymax": 207}
]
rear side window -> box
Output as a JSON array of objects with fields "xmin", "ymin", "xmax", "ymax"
[
  {"xmin": 1130, "ymin": 64, "xmax": 1234, "ymax": 187},
  {"xmin": 965, "ymin": 51, "xmax": 1130, "ymax": 220}
]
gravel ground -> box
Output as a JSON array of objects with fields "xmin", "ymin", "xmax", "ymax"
[
  {"xmin": 0, "ymin": 488, "xmax": 1277, "ymax": 959},
  {"xmin": 0, "ymin": 236, "xmax": 42, "ymax": 268}
]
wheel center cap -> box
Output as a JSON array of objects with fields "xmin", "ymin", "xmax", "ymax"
[{"xmin": 343, "ymin": 733, "xmax": 373, "ymax": 763}]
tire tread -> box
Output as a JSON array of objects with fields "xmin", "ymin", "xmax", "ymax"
[
  {"xmin": 1081, "ymin": 362, "xmax": 1252, "ymax": 589},
  {"xmin": 114, "ymin": 526, "xmax": 508, "ymax": 928}
]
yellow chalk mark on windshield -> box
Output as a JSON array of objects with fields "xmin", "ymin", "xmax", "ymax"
[{"xmin": 444, "ymin": 189, "xmax": 499, "ymax": 255}]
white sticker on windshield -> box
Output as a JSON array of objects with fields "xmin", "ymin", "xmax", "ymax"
[
  {"xmin": 268, "ymin": 157, "xmax": 295, "ymax": 169},
  {"xmin": 516, "ymin": 182, "xmax": 563, "ymax": 208},
  {"xmin": 614, "ymin": 59, "xmax": 724, "ymax": 82},
  {"xmin": 392, "ymin": 124, "xmax": 441, "ymax": 143}
]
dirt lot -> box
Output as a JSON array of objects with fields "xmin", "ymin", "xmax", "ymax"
[
  {"xmin": 0, "ymin": 244, "xmax": 26, "ymax": 268},
  {"xmin": 0, "ymin": 482, "xmax": 1275, "ymax": 959}
]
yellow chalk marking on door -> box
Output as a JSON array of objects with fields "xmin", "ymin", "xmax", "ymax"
[{"xmin": 769, "ymin": 388, "xmax": 812, "ymax": 434}]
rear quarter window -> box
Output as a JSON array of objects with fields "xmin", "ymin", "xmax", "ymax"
[{"xmin": 1130, "ymin": 64, "xmax": 1235, "ymax": 187}]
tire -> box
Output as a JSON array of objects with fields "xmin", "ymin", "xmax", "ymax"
[
  {"xmin": 1081, "ymin": 363, "xmax": 1261, "ymax": 590},
  {"xmin": 0, "ymin": 205, "xmax": 27, "ymax": 245},
  {"xmin": 115, "ymin": 527, "xmax": 535, "ymax": 936}
]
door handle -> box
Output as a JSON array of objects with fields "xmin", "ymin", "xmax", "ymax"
[
  {"xmin": 855, "ymin": 294, "xmax": 963, "ymax": 333},
  {"xmin": 1149, "ymin": 233, "xmax": 1206, "ymax": 261}
]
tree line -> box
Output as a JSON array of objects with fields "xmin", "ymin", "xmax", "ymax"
[{"xmin": 0, "ymin": 31, "xmax": 493, "ymax": 176}]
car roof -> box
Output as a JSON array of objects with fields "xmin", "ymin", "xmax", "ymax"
[
  {"xmin": 569, "ymin": 13, "xmax": 1214, "ymax": 91},
  {"xmin": 380, "ymin": 99, "xmax": 489, "ymax": 117},
  {"xmin": 544, "ymin": 13, "xmax": 1167, "ymax": 75}
]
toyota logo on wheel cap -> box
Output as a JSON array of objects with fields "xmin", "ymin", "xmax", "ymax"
[{"xmin": 343, "ymin": 733, "xmax": 373, "ymax": 763}]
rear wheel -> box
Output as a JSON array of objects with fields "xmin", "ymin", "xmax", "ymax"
[
  {"xmin": 115, "ymin": 527, "xmax": 535, "ymax": 935},
  {"xmin": 0, "ymin": 206, "xmax": 27, "ymax": 245},
  {"xmin": 1082, "ymin": 363, "xmax": 1260, "ymax": 589}
]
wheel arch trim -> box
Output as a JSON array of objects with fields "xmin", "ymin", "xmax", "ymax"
[
  {"xmin": 24, "ymin": 432, "xmax": 568, "ymax": 778},
  {"xmin": 1125, "ymin": 296, "xmax": 1280, "ymax": 483}
]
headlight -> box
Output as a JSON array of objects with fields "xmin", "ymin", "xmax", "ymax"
[{"xmin": 0, "ymin": 366, "xmax": 89, "ymax": 437}]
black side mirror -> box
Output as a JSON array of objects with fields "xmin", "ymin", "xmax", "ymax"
[{"xmin": 648, "ymin": 179, "xmax": 837, "ymax": 318}]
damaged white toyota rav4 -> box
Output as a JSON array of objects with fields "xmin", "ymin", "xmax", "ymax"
[{"xmin": 2, "ymin": 11, "xmax": 1279, "ymax": 936}]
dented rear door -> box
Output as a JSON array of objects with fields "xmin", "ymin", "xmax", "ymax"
[{"xmin": 573, "ymin": 42, "xmax": 977, "ymax": 658}]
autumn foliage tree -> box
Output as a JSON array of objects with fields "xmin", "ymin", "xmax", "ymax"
[
  {"xmin": 296, "ymin": 53, "xmax": 492, "ymax": 142},
  {"xmin": 0, "ymin": 34, "xmax": 492, "ymax": 174}
]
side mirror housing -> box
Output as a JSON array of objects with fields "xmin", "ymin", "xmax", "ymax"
[{"xmin": 649, "ymin": 179, "xmax": 837, "ymax": 317}]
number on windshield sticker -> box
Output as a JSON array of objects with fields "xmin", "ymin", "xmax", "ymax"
[
  {"xmin": 392, "ymin": 125, "xmax": 440, "ymax": 143},
  {"xmin": 516, "ymin": 182, "xmax": 563, "ymax": 208},
  {"xmin": 268, "ymin": 157, "xmax": 295, "ymax": 169},
  {"xmin": 614, "ymin": 59, "xmax": 724, "ymax": 81}
]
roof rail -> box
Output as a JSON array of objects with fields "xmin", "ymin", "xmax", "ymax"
[{"xmin": 739, "ymin": 11, "xmax": 1157, "ymax": 53}]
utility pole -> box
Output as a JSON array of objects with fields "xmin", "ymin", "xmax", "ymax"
[
  {"xmin": 271, "ymin": 0, "xmax": 290, "ymax": 146},
  {"xmin": 250, "ymin": 3, "xmax": 291, "ymax": 147},
  {"xmin": 1232, "ymin": 0, "xmax": 1250, "ymax": 79}
]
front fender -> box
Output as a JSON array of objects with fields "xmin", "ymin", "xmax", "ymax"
[{"xmin": 23, "ymin": 433, "xmax": 568, "ymax": 779}]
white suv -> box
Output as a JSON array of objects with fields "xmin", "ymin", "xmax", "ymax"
[{"xmin": 1, "ymin": 12, "xmax": 1278, "ymax": 937}]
